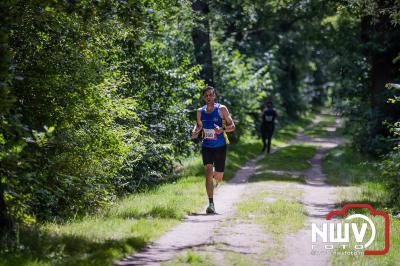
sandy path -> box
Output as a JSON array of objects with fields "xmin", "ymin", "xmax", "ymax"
[
  {"xmin": 115, "ymin": 114, "xmax": 344, "ymax": 266},
  {"xmin": 282, "ymin": 118, "xmax": 345, "ymax": 266},
  {"xmin": 114, "ymin": 154, "xmax": 265, "ymax": 266}
]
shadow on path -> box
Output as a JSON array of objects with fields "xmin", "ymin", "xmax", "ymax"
[
  {"xmin": 115, "ymin": 114, "xmax": 345, "ymax": 266},
  {"xmin": 282, "ymin": 114, "xmax": 345, "ymax": 266}
]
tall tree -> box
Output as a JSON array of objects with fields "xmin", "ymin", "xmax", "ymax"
[
  {"xmin": 0, "ymin": 0, "xmax": 16, "ymax": 230},
  {"xmin": 191, "ymin": 0, "xmax": 214, "ymax": 86},
  {"xmin": 360, "ymin": 9, "xmax": 400, "ymax": 109}
]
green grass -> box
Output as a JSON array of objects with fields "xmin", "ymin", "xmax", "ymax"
[
  {"xmin": 336, "ymin": 183, "xmax": 389, "ymax": 210},
  {"xmin": 322, "ymin": 145, "xmax": 380, "ymax": 186},
  {"xmin": 162, "ymin": 250, "xmax": 216, "ymax": 266},
  {"xmin": 304, "ymin": 114, "xmax": 339, "ymax": 138},
  {"xmin": 250, "ymin": 172, "xmax": 306, "ymax": 184},
  {"xmin": 330, "ymin": 181, "xmax": 399, "ymax": 265},
  {"xmin": 331, "ymin": 217, "xmax": 400, "ymax": 266},
  {"xmin": 0, "ymin": 117, "xmax": 313, "ymax": 266},
  {"xmin": 223, "ymin": 251, "xmax": 259, "ymax": 266},
  {"xmin": 272, "ymin": 115, "xmax": 314, "ymax": 147},
  {"xmin": 0, "ymin": 176, "xmax": 202, "ymax": 266},
  {"xmin": 214, "ymin": 179, "xmax": 306, "ymax": 264},
  {"xmin": 235, "ymin": 187, "xmax": 306, "ymax": 261},
  {"xmin": 236, "ymin": 191, "xmax": 306, "ymax": 236},
  {"xmin": 223, "ymin": 135, "xmax": 262, "ymax": 181},
  {"xmin": 257, "ymin": 144, "xmax": 317, "ymax": 171},
  {"xmin": 321, "ymin": 144, "xmax": 400, "ymax": 265},
  {"xmin": 0, "ymin": 137, "xmax": 262, "ymax": 266}
]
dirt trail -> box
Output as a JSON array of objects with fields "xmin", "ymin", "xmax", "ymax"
[
  {"xmin": 115, "ymin": 154, "xmax": 265, "ymax": 266},
  {"xmin": 282, "ymin": 117, "xmax": 345, "ymax": 266},
  {"xmin": 115, "ymin": 114, "xmax": 344, "ymax": 266}
]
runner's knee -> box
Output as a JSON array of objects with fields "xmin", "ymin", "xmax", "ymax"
[
  {"xmin": 214, "ymin": 172, "xmax": 224, "ymax": 180},
  {"xmin": 204, "ymin": 164, "xmax": 213, "ymax": 178}
]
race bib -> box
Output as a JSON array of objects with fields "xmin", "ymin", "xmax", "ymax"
[
  {"xmin": 265, "ymin": 115, "xmax": 273, "ymax": 122},
  {"xmin": 203, "ymin": 128, "xmax": 217, "ymax": 140}
]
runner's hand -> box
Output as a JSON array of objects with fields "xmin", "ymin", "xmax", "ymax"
[
  {"xmin": 214, "ymin": 124, "xmax": 224, "ymax": 134},
  {"xmin": 192, "ymin": 124, "xmax": 202, "ymax": 139}
]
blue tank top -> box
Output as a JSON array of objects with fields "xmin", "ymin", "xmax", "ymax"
[{"xmin": 201, "ymin": 103, "xmax": 226, "ymax": 148}]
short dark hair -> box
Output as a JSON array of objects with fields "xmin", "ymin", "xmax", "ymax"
[{"xmin": 202, "ymin": 86, "xmax": 215, "ymax": 95}]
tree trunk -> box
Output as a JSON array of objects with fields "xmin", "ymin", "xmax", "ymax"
[
  {"xmin": 0, "ymin": 185, "xmax": 9, "ymax": 229},
  {"xmin": 191, "ymin": 0, "xmax": 214, "ymax": 86},
  {"xmin": 0, "ymin": 1, "xmax": 12, "ymax": 230},
  {"xmin": 311, "ymin": 66, "xmax": 325, "ymax": 107},
  {"xmin": 370, "ymin": 54, "xmax": 393, "ymax": 108},
  {"xmin": 360, "ymin": 9, "xmax": 400, "ymax": 149},
  {"xmin": 361, "ymin": 13, "xmax": 400, "ymax": 109},
  {"xmin": 277, "ymin": 42, "xmax": 301, "ymax": 119}
]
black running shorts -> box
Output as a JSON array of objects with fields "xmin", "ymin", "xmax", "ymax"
[
  {"xmin": 201, "ymin": 145, "xmax": 227, "ymax": 172},
  {"xmin": 261, "ymin": 123, "xmax": 275, "ymax": 139}
]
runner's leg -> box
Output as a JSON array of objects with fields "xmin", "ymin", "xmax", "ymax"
[
  {"xmin": 267, "ymin": 136, "xmax": 272, "ymax": 153},
  {"xmin": 213, "ymin": 146, "xmax": 227, "ymax": 183},
  {"xmin": 267, "ymin": 126, "xmax": 274, "ymax": 153},
  {"xmin": 202, "ymin": 147, "xmax": 214, "ymax": 198},
  {"xmin": 205, "ymin": 164, "xmax": 216, "ymax": 214},
  {"xmin": 214, "ymin": 172, "xmax": 223, "ymax": 183},
  {"xmin": 261, "ymin": 126, "xmax": 267, "ymax": 152},
  {"xmin": 262, "ymin": 136, "xmax": 267, "ymax": 152},
  {"xmin": 205, "ymin": 164, "xmax": 214, "ymax": 198}
]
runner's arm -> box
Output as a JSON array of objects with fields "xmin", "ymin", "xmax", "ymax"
[
  {"xmin": 191, "ymin": 108, "xmax": 203, "ymax": 139},
  {"xmin": 274, "ymin": 110, "xmax": 279, "ymax": 125},
  {"xmin": 220, "ymin": 106, "xmax": 235, "ymax": 133}
]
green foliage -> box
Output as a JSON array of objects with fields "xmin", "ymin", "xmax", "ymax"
[
  {"xmin": 325, "ymin": 1, "xmax": 400, "ymax": 155},
  {"xmin": 2, "ymin": 1, "xmax": 138, "ymax": 225},
  {"xmin": 210, "ymin": 0, "xmax": 335, "ymax": 121},
  {"xmin": 212, "ymin": 43, "xmax": 269, "ymax": 138},
  {"xmin": 0, "ymin": 135, "xmax": 263, "ymax": 265},
  {"xmin": 0, "ymin": 0, "xmax": 202, "ymax": 240},
  {"xmin": 378, "ymin": 83, "xmax": 400, "ymax": 210},
  {"xmin": 0, "ymin": 0, "xmax": 399, "ymax": 261},
  {"xmin": 379, "ymin": 150, "xmax": 400, "ymax": 210}
]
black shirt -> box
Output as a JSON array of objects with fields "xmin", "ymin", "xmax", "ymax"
[{"xmin": 262, "ymin": 108, "xmax": 277, "ymax": 125}]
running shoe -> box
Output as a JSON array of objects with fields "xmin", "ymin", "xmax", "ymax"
[{"xmin": 206, "ymin": 203, "xmax": 215, "ymax": 214}]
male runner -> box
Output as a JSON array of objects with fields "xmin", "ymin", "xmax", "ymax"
[
  {"xmin": 191, "ymin": 86, "xmax": 235, "ymax": 214},
  {"xmin": 260, "ymin": 100, "xmax": 277, "ymax": 153}
]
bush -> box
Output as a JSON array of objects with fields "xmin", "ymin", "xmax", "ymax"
[
  {"xmin": 0, "ymin": 0, "xmax": 201, "ymax": 234},
  {"xmin": 378, "ymin": 83, "xmax": 400, "ymax": 211}
]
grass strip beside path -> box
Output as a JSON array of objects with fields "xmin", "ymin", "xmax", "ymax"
[
  {"xmin": 257, "ymin": 144, "xmax": 317, "ymax": 171},
  {"xmin": 232, "ymin": 181, "xmax": 306, "ymax": 262},
  {"xmin": 161, "ymin": 250, "xmax": 217, "ymax": 266},
  {"xmin": 304, "ymin": 114, "xmax": 339, "ymax": 138},
  {"xmin": 0, "ymin": 118, "xmax": 312, "ymax": 266},
  {"xmin": 321, "ymin": 144, "xmax": 400, "ymax": 265},
  {"xmin": 0, "ymin": 137, "xmax": 260, "ymax": 266},
  {"xmin": 322, "ymin": 145, "xmax": 380, "ymax": 186},
  {"xmin": 272, "ymin": 115, "xmax": 313, "ymax": 147}
]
